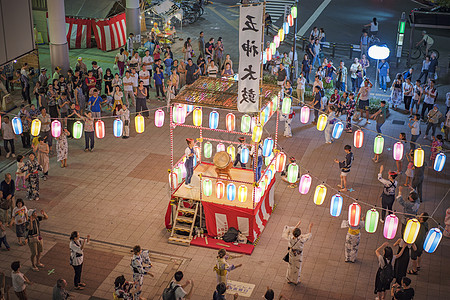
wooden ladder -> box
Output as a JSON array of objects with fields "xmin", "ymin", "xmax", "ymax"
[{"xmin": 168, "ymin": 200, "xmax": 199, "ymax": 246}]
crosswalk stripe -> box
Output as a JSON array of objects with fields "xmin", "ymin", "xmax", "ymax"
[{"xmin": 265, "ymin": 0, "xmax": 296, "ymax": 22}]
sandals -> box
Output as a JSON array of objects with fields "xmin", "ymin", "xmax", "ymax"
[
  {"xmin": 407, "ymin": 269, "xmax": 418, "ymax": 275},
  {"xmin": 75, "ymin": 286, "xmax": 85, "ymax": 290},
  {"xmin": 31, "ymin": 267, "xmax": 39, "ymax": 272},
  {"xmin": 37, "ymin": 263, "xmax": 45, "ymax": 268}
]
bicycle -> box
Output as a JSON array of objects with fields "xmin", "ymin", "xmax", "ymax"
[{"xmin": 411, "ymin": 44, "xmax": 439, "ymax": 60}]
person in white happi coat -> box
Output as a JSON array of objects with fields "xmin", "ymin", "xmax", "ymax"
[
  {"xmin": 130, "ymin": 245, "xmax": 154, "ymax": 300},
  {"xmin": 283, "ymin": 220, "xmax": 313, "ymax": 285}
]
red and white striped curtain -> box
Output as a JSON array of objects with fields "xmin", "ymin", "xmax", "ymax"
[
  {"xmin": 93, "ymin": 13, "xmax": 127, "ymax": 51},
  {"xmin": 46, "ymin": 13, "xmax": 92, "ymax": 49}
]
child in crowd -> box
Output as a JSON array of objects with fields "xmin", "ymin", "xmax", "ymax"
[
  {"xmin": 117, "ymin": 104, "xmax": 130, "ymax": 139},
  {"xmin": 0, "ymin": 220, "xmax": 10, "ymax": 250},
  {"xmin": 430, "ymin": 134, "xmax": 443, "ymax": 167},
  {"xmin": 345, "ymin": 93, "xmax": 356, "ymax": 133},
  {"xmin": 337, "ymin": 91, "xmax": 348, "ymax": 116},
  {"xmin": 15, "ymin": 155, "xmax": 26, "ymax": 191},
  {"xmin": 404, "ymin": 150, "xmax": 414, "ymax": 187},
  {"xmin": 334, "ymin": 145, "xmax": 354, "ymax": 192},
  {"xmin": 396, "ymin": 133, "xmax": 407, "ymax": 174},
  {"xmin": 166, "ymin": 79, "xmax": 176, "ymax": 110},
  {"xmin": 11, "ymin": 261, "xmax": 32, "ymax": 299},
  {"xmin": 325, "ymin": 106, "xmax": 336, "ymax": 144}
]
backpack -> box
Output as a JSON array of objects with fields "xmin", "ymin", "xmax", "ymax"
[
  {"xmin": 0, "ymin": 197, "xmax": 11, "ymax": 210},
  {"xmin": 379, "ymin": 257, "xmax": 394, "ymax": 285},
  {"xmin": 162, "ymin": 282, "xmax": 180, "ymax": 300},
  {"xmin": 222, "ymin": 227, "xmax": 239, "ymax": 243}
]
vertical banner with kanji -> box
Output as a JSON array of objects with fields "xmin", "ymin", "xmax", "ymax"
[{"xmin": 238, "ymin": 3, "xmax": 264, "ymax": 113}]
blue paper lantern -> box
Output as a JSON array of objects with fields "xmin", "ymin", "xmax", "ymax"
[
  {"xmin": 227, "ymin": 183, "xmax": 236, "ymax": 201},
  {"xmin": 330, "ymin": 194, "xmax": 343, "ymax": 217},
  {"xmin": 263, "ymin": 51, "xmax": 267, "ymax": 64},
  {"xmin": 12, "ymin": 117, "xmax": 23, "ymax": 135},
  {"xmin": 186, "ymin": 105, "xmax": 194, "ymax": 113},
  {"xmin": 434, "ymin": 153, "xmax": 446, "ymax": 172},
  {"xmin": 423, "ymin": 228, "xmax": 442, "ymax": 253},
  {"xmin": 332, "ymin": 122, "xmax": 344, "ymax": 139},
  {"xmin": 241, "ymin": 147, "xmax": 249, "ymax": 164},
  {"xmin": 262, "ymin": 138, "xmax": 274, "ymax": 157},
  {"xmin": 113, "ymin": 119, "xmax": 123, "ymax": 137},
  {"xmin": 209, "ymin": 111, "xmax": 219, "ymax": 129},
  {"xmin": 266, "ymin": 169, "xmax": 273, "ymax": 180},
  {"xmin": 283, "ymin": 22, "xmax": 290, "ymax": 35}
]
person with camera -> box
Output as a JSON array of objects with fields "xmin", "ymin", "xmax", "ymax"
[
  {"xmin": 26, "ymin": 209, "xmax": 48, "ymax": 271},
  {"xmin": 69, "ymin": 231, "xmax": 90, "ymax": 290}
]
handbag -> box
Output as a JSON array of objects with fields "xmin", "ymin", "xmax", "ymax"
[
  {"xmin": 386, "ymin": 75, "xmax": 391, "ymax": 82},
  {"xmin": 282, "ymin": 239, "xmax": 300, "ymax": 263}
]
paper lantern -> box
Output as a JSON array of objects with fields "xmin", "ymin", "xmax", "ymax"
[
  {"xmin": 250, "ymin": 117, "xmax": 257, "ymax": 131},
  {"xmin": 275, "ymin": 152, "xmax": 286, "ymax": 172},
  {"xmin": 173, "ymin": 104, "xmax": 186, "ymax": 124},
  {"xmin": 287, "ymin": 163, "xmax": 298, "ymax": 183},
  {"xmin": 209, "ymin": 111, "xmax": 219, "ymax": 129},
  {"xmin": 281, "ymin": 97, "xmax": 291, "ymax": 114},
  {"xmin": 287, "ymin": 14, "xmax": 294, "ymax": 26},
  {"xmin": 330, "ymin": 194, "xmax": 343, "ymax": 217},
  {"xmin": 94, "ymin": 120, "xmax": 105, "ymax": 139},
  {"xmin": 173, "ymin": 166, "xmax": 182, "ymax": 183},
  {"xmin": 155, "ymin": 109, "xmax": 164, "ymax": 127},
  {"xmin": 278, "ymin": 28, "xmax": 285, "ymax": 41},
  {"xmin": 227, "ymin": 145, "xmax": 236, "ymax": 161},
  {"xmin": 241, "ymin": 114, "xmax": 251, "ymax": 133},
  {"xmin": 317, "ymin": 114, "xmax": 327, "ymax": 131},
  {"xmin": 263, "ymin": 51, "xmax": 267, "ymax": 65},
  {"xmin": 227, "ymin": 183, "xmax": 236, "ymax": 201},
  {"xmin": 403, "ymin": 218, "xmax": 420, "ymax": 244},
  {"xmin": 268, "ymin": 101, "xmax": 274, "ymax": 117},
  {"xmin": 262, "ymin": 138, "xmax": 274, "ymax": 157},
  {"xmin": 194, "ymin": 146, "xmax": 200, "ymax": 158},
  {"xmin": 203, "ymin": 179, "xmax": 212, "ymax": 196},
  {"xmin": 12, "ymin": 117, "xmax": 22, "ymax": 135},
  {"xmin": 313, "ymin": 185, "xmax": 327, "ymax": 205},
  {"xmin": 272, "ymin": 95, "xmax": 279, "ymax": 113},
  {"xmin": 226, "ymin": 113, "xmax": 235, "ymax": 131},
  {"xmin": 283, "ymin": 22, "xmax": 289, "ymax": 35},
  {"xmin": 31, "ymin": 119, "xmax": 41, "ymax": 136},
  {"xmin": 260, "ymin": 179, "xmax": 266, "ymax": 194},
  {"xmin": 263, "ymin": 153, "xmax": 272, "ymax": 167},
  {"xmin": 193, "ymin": 107, "xmax": 202, "ymax": 127},
  {"xmin": 73, "ymin": 121, "xmax": 83, "ymax": 139},
  {"xmin": 267, "ymin": 168, "xmax": 274, "ymax": 180},
  {"xmin": 180, "ymin": 163, "xmax": 187, "ymax": 178},
  {"xmin": 332, "ymin": 122, "xmax": 344, "ymax": 139},
  {"xmin": 348, "ymin": 203, "xmax": 361, "ymax": 227},
  {"xmin": 51, "ymin": 120, "xmax": 61, "ymax": 138},
  {"xmin": 254, "ymin": 186, "xmax": 262, "ymax": 203},
  {"xmin": 300, "ymin": 106, "xmax": 310, "ymax": 124},
  {"xmin": 263, "ymin": 174, "xmax": 270, "ymax": 187},
  {"xmin": 383, "ymin": 214, "xmax": 399, "ymax": 239},
  {"xmin": 204, "ymin": 142, "xmax": 212, "ymax": 158},
  {"xmin": 274, "ymin": 35, "xmax": 280, "ymax": 48},
  {"xmin": 241, "ymin": 147, "xmax": 249, "ymax": 164},
  {"xmin": 270, "ymin": 42, "xmax": 276, "ymax": 54},
  {"xmin": 365, "ymin": 209, "xmax": 379, "ymax": 233},
  {"xmin": 135, "ymin": 115, "xmax": 145, "ymax": 133},
  {"xmin": 354, "ymin": 130, "xmax": 364, "ymax": 148},
  {"xmin": 217, "ymin": 143, "xmax": 225, "ymax": 152},
  {"xmin": 260, "ymin": 110, "xmax": 267, "ymax": 125},
  {"xmin": 374, "ymin": 135, "xmax": 384, "ymax": 154},
  {"xmin": 291, "ymin": 6, "xmax": 297, "ymax": 18},
  {"xmin": 216, "ymin": 181, "xmax": 225, "ymax": 199},
  {"xmin": 423, "ymin": 228, "xmax": 442, "ymax": 253},
  {"xmin": 434, "ymin": 153, "xmax": 446, "ymax": 172},
  {"xmin": 393, "ymin": 142, "xmax": 404, "ymax": 161},
  {"xmin": 113, "ymin": 119, "xmax": 123, "ymax": 137},
  {"xmin": 299, "ymin": 174, "xmax": 312, "ymax": 194},
  {"xmin": 252, "ymin": 123, "xmax": 263, "ymax": 143},
  {"xmin": 238, "ymin": 185, "xmax": 247, "ymax": 202},
  {"xmin": 169, "ymin": 172, "xmax": 178, "ymax": 189},
  {"xmin": 414, "ymin": 148, "xmax": 424, "ymax": 167},
  {"xmin": 266, "ymin": 48, "xmax": 272, "ymax": 61},
  {"xmin": 186, "ymin": 105, "xmax": 194, "ymax": 113}
]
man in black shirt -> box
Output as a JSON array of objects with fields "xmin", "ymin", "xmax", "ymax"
[
  {"xmin": 153, "ymin": 59, "xmax": 164, "ymax": 73},
  {"xmin": 186, "ymin": 59, "xmax": 200, "ymax": 85},
  {"xmin": 276, "ymin": 64, "xmax": 287, "ymax": 87},
  {"xmin": 392, "ymin": 277, "xmax": 414, "ymax": 300},
  {"xmin": 312, "ymin": 86, "xmax": 322, "ymax": 124},
  {"xmin": 205, "ymin": 38, "xmax": 215, "ymax": 59},
  {"xmin": 334, "ymin": 145, "xmax": 354, "ymax": 192},
  {"xmin": 1, "ymin": 173, "xmax": 15, "ymax": 223}
]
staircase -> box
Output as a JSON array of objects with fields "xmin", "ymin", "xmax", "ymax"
[{"xmin": 168, "ymin": 200, "xmax": 199, "ymax": 246}]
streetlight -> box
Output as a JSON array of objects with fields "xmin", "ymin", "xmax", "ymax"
[{"xmin": 368, "ymin": 44, "xmax": 390, "ymax": 91}]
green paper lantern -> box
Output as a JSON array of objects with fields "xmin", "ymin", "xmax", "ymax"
[
  {"xmin": 291, "ymin": 6, "xmax": 297, "ymax": 18},
  {"xmin": 203, "ymin": 179, "xmax": 212, "ymax": 196},
  {"xmin": 173, "ymin": 166, "xmax": 182, "ymax": 183},
  {"xmin": 365, "ymin": 209, "xmax": 379, "ymax": 233},
  {"xmin": 270, "ymin": 42, "xmax": 276, "ymax": 54},
  {"xmin": 281, "ymin": 97, "xmax": 292, "ymax": 114},
  {"xmin": 204, "ymin": 142, "xmax": 212, "ymax": 158},
  {"xmin": 265, "ymin": 152, "xmax": 274, "ymax": 166},
  {"xmin": 73, "ymin": 121, "xmax": 83, "ymax": 139},
  {"xmin": 287, "ymin": 163, "xmax": 299, "ymax": 184},
  {"xmin": 374, "ymin": 135, "xmax": 384, "ymax": 155},
  {"xmin": 241, "ymin": 114, "xmax": 251, "ymax": 133}
]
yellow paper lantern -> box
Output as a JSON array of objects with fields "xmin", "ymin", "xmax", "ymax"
[
  {"xmin": 227, "ymin": 145, "xmax": 236, "ymax": 161},
  {"xmin": 414, "ymin": 148, "xmax": 424, "ymax": 167},
  {"xmin": 31, "ymin": 119, "xmax": 41, "ymax": 136},
  {"xmin": 135, "ymin": 115, "xmax": 145, "ymax": 133},
  {"xmin": 193, "ymin": 107, "xmax": 202, "ymax": 127},
  {"xmin": 252, "ymin": 123, "xmax": 263, "ymax": 142},
  {"xmin": 313, "ymin": 185, "xmax": 327, "ymax": 205},
  {"xmin": 238, "ymin": 185, "xmax": 247, "ymax": 202},
  {"xmin": 403, "ymin": 218, "xmax": 421, "ymax": 244},
  {"xmin": 317, "ymin": 114, "xmax": 327, "ymax": 131}
]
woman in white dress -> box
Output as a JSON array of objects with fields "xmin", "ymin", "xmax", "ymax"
[{"xmin": 284, "ymin": 220, "xmax": 313, "ymax": 285}]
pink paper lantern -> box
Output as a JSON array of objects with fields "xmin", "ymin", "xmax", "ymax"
[
  {"xmin": 393, "ymin": 142, "xmax": 404, "ymax": 161},
  {"xmin": 298, "ymin": 174, "xmax": 312, "ymax": 194},
  {"xmin": 384, "ymin": 214, "xmax": 399, "ymax": 240},
  {"xmin": 300, "ymin": 106, "xmax": 310, "ymax": 124},
  {"xmin": 155, "ymin": 109, "xmax": 165, "ymax": 127},
  {"xmin": 51, "ymin": 120, "xmax": 61, "ymax": 138},
  {"xmin": 348, "ymin": 203, "xmax": 361, "ymax": 227},
  {"xmin": 216, "ymin": 181, "xmax": 225, "ymax": 199}
]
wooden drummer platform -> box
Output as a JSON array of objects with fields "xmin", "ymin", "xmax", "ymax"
[{"xmin": 173, "ymin": 163, "xmax": 254, "ymax": 209}]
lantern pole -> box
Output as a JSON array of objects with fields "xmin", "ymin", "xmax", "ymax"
[
  {"xmin": 275, "ymin": 107, "xmax": 279, "ymax": 149},
  {"xmin": 290, "ymin": 0, "xmax": 299, "ymax": 80},
  {"xmin": 199, "ymin": 174, "xmax": 203, "ymax": 229},
  {"xmin": 199, "ymin": 128, "xmax": 203, "ymax": 164},
  {"xmin": 170, "ymin": 104, "xmax": 174, "ymax": 196}
]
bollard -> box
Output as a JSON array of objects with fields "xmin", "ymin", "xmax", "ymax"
[
  {"xmin": 332, "ymin": 43, "xmax": 336, "ymax": 58},
  {"xmin": 302, "ymin": 38, "xmax": 306, "ymax": 51},
  {"xmin": 349, "ymin": 44, "xmax": 353, "ymax": 59}
]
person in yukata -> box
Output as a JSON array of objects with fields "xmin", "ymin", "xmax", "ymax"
[
  {"xmin": 345, "ymin": 217, "xmax": 365, "ymax": 263},
  {"xmin": 19, "ymin": 153, "xmax": 43, "ymax": 201},
  {"xmin": 130, "ymin": 245, "xmax": 154, "ymax": 300},
  {"xmin": 213, "ymin": 248, "xmax": 242, "ymax": 285}
]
